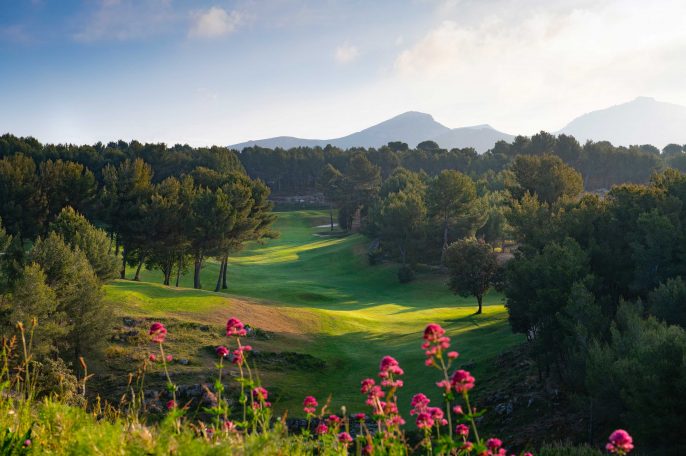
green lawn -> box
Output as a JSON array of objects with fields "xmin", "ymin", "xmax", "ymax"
[{"xmin": 106, "ymin": 210, "xmax": 522, "ymax": 416}]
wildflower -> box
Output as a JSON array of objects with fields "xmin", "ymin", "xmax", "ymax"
[
  {"xmin": 148, "ymin": 353, "xmax": 156, "ymax": 362},
  {"xmin": 216, "ymin": 346, "xmax": 229, "ymax": 358},
  {"xmin": 166, "ymin": 354, "xmax": 173, "ymax": 362},
  {"xmin": 327, "ymin": 414, "xmax": 341, "ymax": 426},
  {"xmin": 166, "ymin": 399, "xmax": 176, "ymax": 410},
  {"xmin": 360, "ymin": 378, "xmax": 376, "ymax": 393},
  {"xmin": 224, "ymin": 421, "xmax": 236, "ymax": 432},
  {"xmin": 455, "ymin": 424, "xmax": 470, "ymax": 437},
  {"xmin": 423, "ymin": 323, "xmax": 445, "ymax": 342},
  {"xmin": 415, "ymin": 412, "xmax": 434, "ymax": 430},
  {"xmin": 450, "ymin": 369, "xmax": 475, "ymax": 393},
  {"xmin": 379, "ymin": 355, "xmax": 404, "ymax": 377},
  {"xmin": 315, "ymin": 423, "xmax": 328, "ymax": 435},
  {"xmin": 354, "ymin": 412, "xmax": 366, "ymax": 421},
  {"xmin": 460, "ymin": 441, "xmax": 473, "ymax": 452},
  {"xmin": 447, "ymin": 351, "xmax": 459, "ymax": 359},
  {"xmin": 303, "ymin": 395, "xmax": 318, "ymax": 415},
  {"xmin": 523, "ymin": 453, "xmax": 533, "ymax": 456},
  {"xmin": 23, "ymin": 439, "xmax": 31, "ymax": 447},
  {"xmin": 386, "ymin": 415, "xmax": 406, "ymax": 426},
  {"xmin": 606, "ymin": 429, "xmax": 634, "ymax": 454},
  {"xmin": 410, "ymin": 393, "xmax": 431, "ymax": 414},
  {"xmin": 487, "ymin": 438, "xmax": 503, "ymax": 452},
  {"xmin": 436, "ymin": 379, "xmax": 451, "ymax": 392},
  {"xmin": 338, "ymin": 431, "xmax": 353, "ymax": 444},
  {"xmin": 149, "ymin": 322, "xmax": 167, "ymax": 343},
  {"xmin": 428, "ymin": 407, "xmax": 447, "ymax": 426},
  {"xmin": 252, "ymin": 386, "xmax": 269, "ymax": 402},
  {"xmin": 226, "ymin": 317, "xmax": 247, "ymax": 337},
  {"xmin": 453, "ymin": 405, "xmax": 464, "ymax": 414}
]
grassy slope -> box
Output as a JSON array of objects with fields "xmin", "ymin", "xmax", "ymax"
[{"xmin": 105, "ymin": 211, "xmax": 522, "ymax": 415}]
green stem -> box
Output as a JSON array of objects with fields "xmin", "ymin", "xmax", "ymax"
[{"xmin": 463, "ymin": 392, "xmax": 480, "ymax": 444}]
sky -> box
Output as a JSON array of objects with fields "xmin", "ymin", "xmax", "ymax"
[{"xmin": 2, "ymin": 0, "xmax": 686, "ymax": 146}]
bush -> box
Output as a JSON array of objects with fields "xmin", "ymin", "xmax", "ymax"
[{"xmin": 397, "ymin": 265, "xmax": 415, "ymax": 283}]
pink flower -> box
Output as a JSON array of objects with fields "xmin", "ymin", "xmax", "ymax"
[
  {"xmin": 455, "ymin": 424, "xmax": 470, "ymax": 437},
  {"xmin": 23, "ymin": 440, "xmax": 31, "ymax": 447},
  {"xmin": 149, "ymin": 322, "xmax": 167, "ymax": 343},
  {"xmin": 166, "ymin": 399, "xmax": 176, "ymax": 410},
  {"xmin": 226, "ymin": 317, "xmax": 247, "ymax": 337},
  {"xmin": 428, "ymin": 407, "xmax": 447, "ymax": 426},
  {"xmin": 606, "ymin": 429, "xmax": 634, "ymax": 454},
  {"xmin": 224, "ymin": 421, "xmax": 236, "ymax": 431},
  {"xmin": 252, "ymin": 386, "xmax": 269, "ymax": 402},
  {"xmin": 303, "ymin": 396, "xmax": 318, "ymax": 415},
  {"xmin": 523, "ymin": 453, "xmax": 533, "ymax": 456},
  {"xmin": 216, "ymin": 346, "xmax": 229, "ymax": 358},
  {"xmin": 460, "ymin": 441, "xmax": 473, "ymax": 452},
  {"xmin": 415, "ymin": 412, "xmax": 434, "ymax": 430},
  {"xmin": 338, "ymin": 432, "xmax": 353, "ymax": 444},
  {"xmin": 360, "ymin": 378, "xmax": 376, "ymax": 393},
  {"xmin": 453, "ymin": 405, "xmax": 464, "ymax": 414},
  {"xmin": 487, "ymin": 438, "xmax": 503, "ymax": 451},
  {"xmin": 447, "ymin": 351, "xmax": 459, "ymax": 359},
  {"xmin": 354, "ymin": 413, "xmax": 366, "ymax": 421},
  {"xmin": 450, "ymin": 369, "xmax": 475, "ymax": 393},
  {"xmin": 410, "ymin": 393, "xmax": 431, "ymax": 414},
  {"xmin": 166, "ymin": 354, "xmax": 173, "ymax": 362},
  {"xmin": 423, "ymin": 323, "xmax": 445, "ymax": 342},
  {"xmin": 149, "ymin": 353, "xmax": 156, "ymax": 362},
  {"xmin": 315, "ymin": 423, "xmax": 328, "ymax": 435},
  {"xmin": 436, "ymin": 379, "xmax": 451, "ymax": 392},
  {"xmin": 327, "ymin": 414, "xmax": 341, "ymax": 425},
  {"xmin": 378, "ymin": 355, "xmax": 404, "ymax": 379}
]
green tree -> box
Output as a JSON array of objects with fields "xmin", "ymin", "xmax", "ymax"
[
  {"xmin": 7, "ymin": 263, "xmax": 68, "ymax": 359},
  {"xmin": 426, "ymin": 170, "xmax": 477, "ymax": 261},
  {"xmin": 649, "ymin": 277, "xmax": 686, "ymax": 328},
  {"xmin": 510, "ymin": 154, "xmax": 583, "ymax": 204},
  {"xmin": 0, "ymin": 154, "xmax": 47, "ymax": 239},
  {"xmin": 100, "ymin": 158, "xmax": 154, "ymax": 279},
  {"xmin": 378, "ymin": 188, "xmax": 426, "ymax": 272},
  {"xmin": 28, "ymin": 233, "xmax": 108, "ymax": 363},
  {"xmin": 445, "ymin": 238, "xmax": 499, "ymax": 314},
  {"xmin": 50, "ymin": 207, "xmax": 119, "ymax": 282},
  {"xmin": 39, "ymin": 160, "xmax": 96, "ymax": 220}
]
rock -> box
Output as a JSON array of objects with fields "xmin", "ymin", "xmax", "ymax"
[
  {"xmin": 123, "ymin": 317, "xmax": 137, "ymax": 327},
  {"xmin": 199, "ymin": 325, "xmax": 210, "ymax": 332},
  {"xmin": 179, "ymin": 359, "xmax": 190, "ymax": 366}
]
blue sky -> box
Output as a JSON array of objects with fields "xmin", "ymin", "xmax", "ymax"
[{"xmin": 2, "ymin": 0, "xmax": 686, "ymax": 145}]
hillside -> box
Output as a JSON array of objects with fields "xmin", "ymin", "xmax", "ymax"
[
  {"xmin": 559, "ymin": 96, "xmax": 686, "ymax": 147},
  {"xmin": 102, "ymin": 211, "xmax": 521, "ymax": 414}
]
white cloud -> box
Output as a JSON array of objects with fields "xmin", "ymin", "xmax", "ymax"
[
  {"xmin": 386, "ymin": 0, "xmax": 686, "ymax": 133},
  {"xmin": 188, "ymin": 7, "xmax": 241, "ymax": 39},
  {"xmin": 335, "ymin": 43, "xmax": 359, "ymax": 64}
]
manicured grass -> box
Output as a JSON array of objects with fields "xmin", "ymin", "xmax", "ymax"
[{"xmin": 107, "ymin": 211, "xmax": 522, "ymax": 416}]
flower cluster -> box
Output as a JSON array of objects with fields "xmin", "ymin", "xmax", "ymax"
[
  {"xmin": 226, "ymin": 317, "xmax": 247, "ymax": 337},
  {"xmin": 251, "ymin": 386, "xmax": 271, "ymax": 409},
  {"xmin": 231, "ymin": 345, "xmax": 252, "ymax": 365},
  {"xmin": 607, "ymin": 429, "xmax": 634, "ymax": 455},
  {"xmin": 149, "ymin": 322, "xmax": 167, "ymax": 344},
  {"xmin": 303, "ymin": 396, "xmax": 318, "ymax": 415}
]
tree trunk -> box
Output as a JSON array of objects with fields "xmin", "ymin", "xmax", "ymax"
[
  {"xmin": 222, "ymin": 256, "xmax": 229, "ymax": 289},
  {"xmin": 440, "ymin": 214, "xmax": 449, "ymax": 264},
  {"xmin": 120, "ymin": 245, "xmax": 128, "ymax": 279},
  {"xmin": 163, "ymin": 258, "xmax": 172, "ymax": 286},
  {"xmin": 214, "ymin": 258, "xmax": 225, "ymax": 292},
  {"xmin": 134, "ymin": 260, "xmax": 144, "ymax": 281},
  {"xmin": 175, "ymin": 254, "xmax": 182, "ymax": 287},
  {"xmin": 476, "ymin": 294, "xmax": 483, "ymax": 314},
  {"xmin": 193, "ymin": 255, "xmax": 203, "ymax": 289},
  {"xmin": 330, "ymin": 205, "xmax": 334, "ymax": 231}
]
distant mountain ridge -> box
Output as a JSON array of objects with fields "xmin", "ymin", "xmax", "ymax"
[
  {"xmin": 231, "ymin": 112, "xmax": 512, "ymax": 153},
  {"xmin": 231, "ymin": 97, "xmax": 686, "ymax": 153},
  {"xmin": 558, "ymin": 97, "xmax": 686, "ymax": 147}
]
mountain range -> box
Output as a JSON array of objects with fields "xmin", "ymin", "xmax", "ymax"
[{"xmin": 231, "ymin": 97, "xmax": 686, "ymax": 153}]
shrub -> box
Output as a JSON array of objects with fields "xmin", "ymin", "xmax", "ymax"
[{"xmin": 397, "ymin": 265, "xmax": 415, "ymax": 283}]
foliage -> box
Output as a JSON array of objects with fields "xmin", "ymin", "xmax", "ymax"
[{"xmin": 445, "ymin": 239, "xmax": 500, "ymax": 314}]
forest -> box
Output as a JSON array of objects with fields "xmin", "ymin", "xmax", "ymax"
[{"xmin": 0, "ymin": 131, "xmax": 685, "ymax": 454}]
